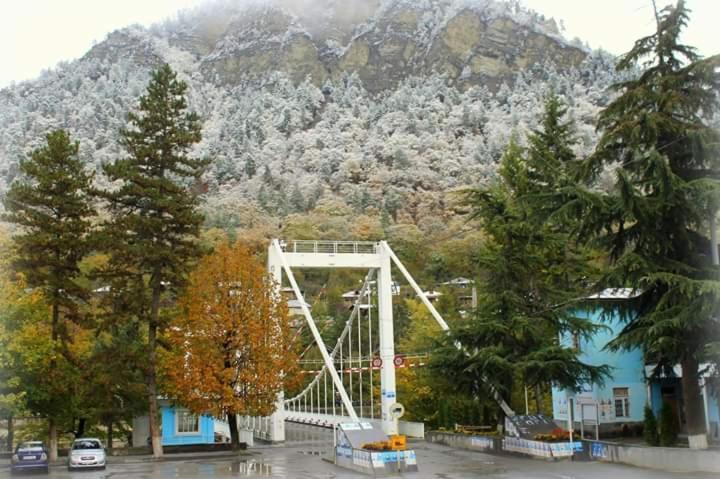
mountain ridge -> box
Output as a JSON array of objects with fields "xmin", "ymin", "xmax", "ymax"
[{"xmin": 0, "ymin": 0, "xmax": 617, "ymax": 232}]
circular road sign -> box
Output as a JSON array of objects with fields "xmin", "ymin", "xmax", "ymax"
[
  {"xmin": 389, "ymin": 402, "xmax": 405, "ymax": 419},
  {"xmin": 393, "ymin": 355, "xmax": 405, "ymax": 367},
  {"xmin": 371, "ymin": 357, "xmax": 383, "ymax": 368}
]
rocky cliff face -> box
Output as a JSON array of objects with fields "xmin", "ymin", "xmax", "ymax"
[
  {"xmin": 0, "ymin": 0, "xmax": 615, "ymax": 224},
  {"xmin": 91, "ymin": 0, "xmax": 587, "ymax": 92}
]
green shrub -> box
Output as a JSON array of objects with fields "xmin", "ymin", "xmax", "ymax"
[
  {"xmin": 643, "ymin": 405, "xmax": 659, "ymax": 446},
  {"xmin": 659, "ymin": 401, "xmax": 678, "ymax": 447}
]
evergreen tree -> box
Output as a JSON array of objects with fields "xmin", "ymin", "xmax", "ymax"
[
  {"xmin": 643, "ymin": 404, "xmax": 659, "ymax": 446},
  {"xmin": 434, "ymin": 125, "xmax": 608, "ymax": 419},
  {"xmin": 576, "ymin": 1, "xmax": 720, "ymax": 449},
  {"xmin": 289, "ymin": 183, "xmax": 305, "ymax": 213},
  {"xmin": 2, "ymin": 129, "xmax": 95, "ymax": 460},
  {"xmin": 244, "ymin": 155, "xmax": 257, "ymax": 178},
  {"xmin": 100, "ymin": 64, "xmax": 206, "ymax": 458}
]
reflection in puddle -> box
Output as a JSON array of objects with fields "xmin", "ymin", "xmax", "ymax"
[{"xmin": 230, "ymin": 460, "xmax": 273, "ymax": 476}]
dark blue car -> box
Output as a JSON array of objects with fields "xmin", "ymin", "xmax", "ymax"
[{"xmin": 11, "ymin": 441, "xmax": 49, "ymax": 474}]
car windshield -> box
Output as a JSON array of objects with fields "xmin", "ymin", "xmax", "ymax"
[
  {"xmin": 17, "ymin": 442, "xmax": 43, "ymax": 450},
  {"xmin": 72, "ymin": 440, "xmax": 101, "ymax": 450}
]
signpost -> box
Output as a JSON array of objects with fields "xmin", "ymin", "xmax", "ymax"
[{"xmin": 389, "ymin": 403, "xmax": 405, "ymax": 473}]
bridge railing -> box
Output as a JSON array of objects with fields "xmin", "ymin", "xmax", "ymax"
[{"xmin": 286, "ymin": 240, "xmax": 378, "ymax": 254}]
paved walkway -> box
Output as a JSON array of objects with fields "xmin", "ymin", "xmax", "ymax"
[{"xmin": 0, "ymin": 424, "xmax": 715, "ymax": 478}]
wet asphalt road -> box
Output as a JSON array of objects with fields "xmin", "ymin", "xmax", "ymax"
[{"xmin": 1, "ymin": 424, "xmax": 715, "ymax": 478}]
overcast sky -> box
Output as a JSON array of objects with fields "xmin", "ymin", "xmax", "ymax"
[{"xmin": 0, "ymin": 0, "xmax": 717, "ymax": 89}]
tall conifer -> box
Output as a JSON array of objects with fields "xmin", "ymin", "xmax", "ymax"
[
  {"xmin": 577, "ymin": 1, "xmax": 720, "ymax": 449},
  {"xmin": 435, "ymin": 97, "xmax": 609, "ymax": 418},
  {"xmin": 2, "ymin": 129, "xmax": 95, "ymax": 460},
  {"xmin": 101, "ymin": 64, "xmax": 206, "ymax": 458}
]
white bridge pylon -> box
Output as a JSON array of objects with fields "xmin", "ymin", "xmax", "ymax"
[
  {"xmin": 266, "ymin": 239, "xmax": 451, "ymax": 439},
  {"xmin": 260, "ymin": 239, "xmax": 514, "ymax": 442}
]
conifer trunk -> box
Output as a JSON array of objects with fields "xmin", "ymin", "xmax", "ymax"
[
  {"xmin": 76, "ymin": 418, "xmax": 86, "ymax": 438},
  {"xmin": 106, "ymin": 420, "xmax": 113, "ymax": 449},
  {"xmin": 228, "ymin": 413, "xmax": 240, "ymax": 447},
  {"xmin": 147, "ymin": 283, "xmax": 163, "ymax": 458},
  {"xmin": 681, "ymin": 355, "xmax": 708, "ymax": 449},
  {"xmin": 49, "ymin": 300, "xmax": 59, "ymax": 461}
]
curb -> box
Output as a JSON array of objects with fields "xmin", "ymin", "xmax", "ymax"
[{"xmin": 1, "ymin": 450, "xmax": 253, "ymax": 470}]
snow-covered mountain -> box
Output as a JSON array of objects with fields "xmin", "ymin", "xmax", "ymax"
[{"xmin": 0, "ymin": 0, "xmax": 622, "ymax": 228}]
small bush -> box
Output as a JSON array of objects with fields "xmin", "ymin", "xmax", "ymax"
[
  {"xmin": 643, "ymin": 405, "xmax": 659, "ymax": 446},
  {"xmin": 659, "ymin": 401, "xmax": 678, "ymax": 447}
]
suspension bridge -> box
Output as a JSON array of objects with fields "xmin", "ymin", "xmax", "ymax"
[{"xmin": 238, "ymin": 239, "xmax": 513, "ymax": 443}]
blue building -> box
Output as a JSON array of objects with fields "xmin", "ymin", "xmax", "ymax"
[
  {"xmin": 551, "ymin": 289, "xmax": 720, "ymax": 442},
  {"xmin": 132, "ymin": 400, "xmax": 228, "ymax": 447}
]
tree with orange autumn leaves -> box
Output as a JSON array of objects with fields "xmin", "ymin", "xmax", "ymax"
[{"xmin": 161, "ymin": 242, "xmax": 299, "ymax": 446}]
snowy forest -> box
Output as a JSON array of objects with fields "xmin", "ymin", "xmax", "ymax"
[{"xmin": 0, "ymin": 0, "xmax": 627, "ymax": 244}]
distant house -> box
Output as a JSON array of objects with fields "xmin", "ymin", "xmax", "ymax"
[
  {"xmin": 441, "ymin": 277, "xmax": 477, "ymax": 309},
  {"xmin": 420, "ymin": 290, "xmax": 442, "ymax": 302},
  {"xmin": 440, "ymin": 277, "xmax": 474, "ymax": 288},
  {"xmin": 341, "ymin": 281, "xmax": 400, "ymax": 309},
  {"xmin": 132, "ymin": 400, "xmax": 227, "ymax": 447},
  {"xmin": 287, "ymin": 298, "xmax": 312, "ymax": 317},
  {"xmin": 551, "ymin": 289, "xmax": 720, "ymax": 441}
]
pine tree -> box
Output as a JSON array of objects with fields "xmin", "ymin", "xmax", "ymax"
[
  {"xmin": 435, "ymin": 122, "xmax": 608, "ymax": 418},
  {"xmin": 576, "ymin": 1, "xmax": 720, "ymax": 449},
  {"xmin": 643, "ymin": 405, "xmax": 659, "ymax": 446},
  {"xmin": 100, "ymin": 64, "xmax": 206, "ymax": 458},
  {"xmin": 289, "ymin": 183, "xmax": 305, "ymax": 213},
  {"xmin": 2, "ymin": 129, "xmax": 95, "ymax": 461},
  {"xmin": 244, "ymin": 155, "xmax": 257, "ymax": 178}
]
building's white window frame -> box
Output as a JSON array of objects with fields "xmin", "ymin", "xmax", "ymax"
[
  {"xmin": 175, "ymin": 409, "xmax": 200, "ymax": 435},
  {"xmin": 613, "ymin": 387, "xmax": 630, "ymax": 418}
]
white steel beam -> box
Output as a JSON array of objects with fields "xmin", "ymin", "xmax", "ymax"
[
  {"xmin": 382, "ymin": 241, "xmax": 516, "ymax": 417},
  {"xmin": 282, "ymin": 252, "xmax": 382, "ymax": 269},
  {"xmin": 271, "ymin": 240, "xmax": 359, "ymax": 422},
  {"xmin": 267, "ymin": 245, "xmax": 286, "ymax": 441},
  {"xmin": 376, "ymin": 245, "xmax": 397, "ymax": 434},
  {"xmin": 381, "ymin": 241, "xmax": 449, "ymax": 330}
]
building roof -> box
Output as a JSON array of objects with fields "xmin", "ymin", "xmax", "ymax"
[
  {"xmin": 423, "ymin": 291, "xmax": 443, "ymax": 298},
  {"xmin": 587, "ymin": 288, "xmax": 642, "ymax": 300},
  {"xmin": 287, "ymin": 299, "xmax": 311, "ymax": 309},
  {"xmin": 441, "ymin": 277, "xmax": 475, "ymax": 286}
]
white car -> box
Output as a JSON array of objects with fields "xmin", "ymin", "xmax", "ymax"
[{"xmin": 68, "ymin": 438, "xmax": 106, "ymax": 470}]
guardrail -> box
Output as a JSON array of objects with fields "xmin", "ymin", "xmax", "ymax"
[{"xmin": 284, "ymin": 241, "xmax": 378, "ymax": 254}]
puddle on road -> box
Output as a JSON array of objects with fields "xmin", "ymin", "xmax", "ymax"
[{"xmin": 158, "ymin": 459, "xmax": 279, "ymax": 477}]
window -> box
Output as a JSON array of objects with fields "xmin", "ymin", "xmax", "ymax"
[
  {"xmin": 72, "ymin": 440, "xmax": 101, "ymax": 450},
  {"xmin": 571, "ymin": 333, "xmax": 581, "ymax": 352},
  {"xmin": 613, "ymin": 387, "xmax": 630, "ymax": 418},
  {"xmin": 176, "ymin": 410, "xmax": 199, "ymax": 434}
]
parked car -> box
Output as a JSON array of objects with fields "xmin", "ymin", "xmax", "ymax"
[
  {"xmin": 11, "ymin": 441, "xmax": 49, "ymax": 474},
  {"xmin": 67, "ymin": 438, "xmax": 106, "ymax": 470}
]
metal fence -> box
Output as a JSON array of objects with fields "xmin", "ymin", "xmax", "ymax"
[{"xmin": 286, "ymin": 241, "xmax": 378, "ymax": 254}]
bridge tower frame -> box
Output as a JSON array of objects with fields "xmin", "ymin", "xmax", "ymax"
[{"xmin": 265, "ymin": 239, "xmax": 513, "ymax": 442}]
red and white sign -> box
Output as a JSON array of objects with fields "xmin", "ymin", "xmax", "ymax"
[
  {"xmin": 393, "ymin": 355, "xmax": 405, "ymax": 367},
  {"xmin": 371, "ymin": 357, "xmax": 383, "ymax": 368}
]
